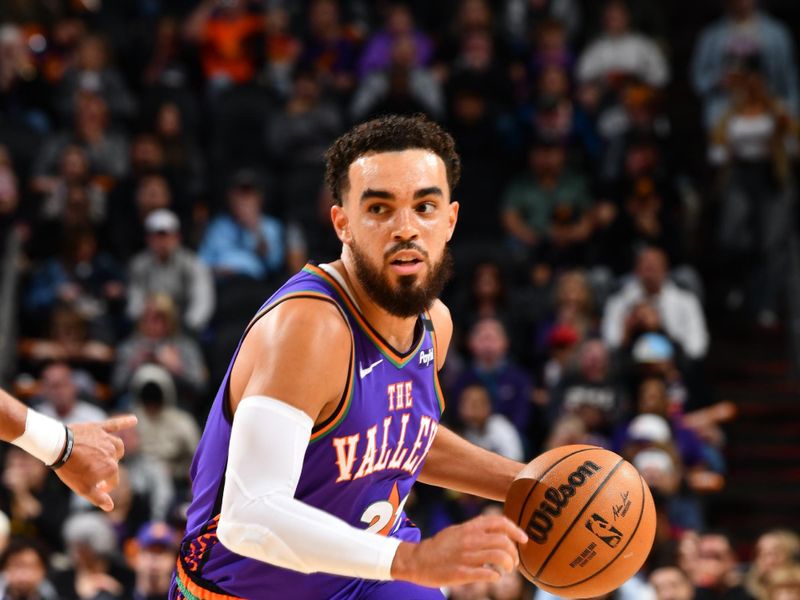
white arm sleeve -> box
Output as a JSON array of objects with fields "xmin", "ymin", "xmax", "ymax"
[{"xmin": 217, "ymin": 396, "xmax": 402, "ymax": 580}]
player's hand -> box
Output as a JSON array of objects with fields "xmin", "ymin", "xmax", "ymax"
[
  {"xmin": 54, "ymin": 415, "xmax": 138, "ymax": 512},
  {"xmin": 390, "ymin": 514, "xmax": 528, "ymax": 587}
]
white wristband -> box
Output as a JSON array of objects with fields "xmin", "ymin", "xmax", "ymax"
[{"xmin": 11, "ymin": 409, "xmax": 67, "ymax": 466}]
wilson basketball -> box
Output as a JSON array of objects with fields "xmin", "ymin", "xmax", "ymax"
[{"xmin": 504, "ymin": 445, "xmax": 656, "ymax": 599}]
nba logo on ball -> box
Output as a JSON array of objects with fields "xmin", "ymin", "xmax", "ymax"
[
  {"xmin": 505, "ymin": 445, "xmax": 656, "ymax": 599},
  {"xmin": 585, "ymin": 513, "xmax": 624, "ymax": 548}
]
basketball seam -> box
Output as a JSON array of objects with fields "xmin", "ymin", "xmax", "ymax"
[
  {"xmin": 540, "ymin": 471, "xmax": 649, "ymax": 589},
  {"xmin": 534, "ymin": 458, "xmax": 625, "ymax": 579},
  {"xmin": 516, "ymin": 447, "xmax": 598, "ymax": 578}
]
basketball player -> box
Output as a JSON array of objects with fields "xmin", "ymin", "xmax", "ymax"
[
  {"xmin": 172, "ymin": 115, "xmax": 528, "ymax": 599},
  {"xmin": 0, "ymin": 387, "xmax": 137, "ymax": 511}
]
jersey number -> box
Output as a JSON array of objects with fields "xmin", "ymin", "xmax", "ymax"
[{"xmin": 360, "ymin": 484, "xmax": 408, "ymax": 536}]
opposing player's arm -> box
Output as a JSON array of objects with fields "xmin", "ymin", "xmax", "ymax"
[
  {"xmin": 418, "ymin": 300, "xmax": 524, "ymax": 501},
  {"xmin": 0, "ymin": 387, "xmax": 136, "ymax": 511},
  {"xmin": 218, "ymin": 297, "xmax": 526, "ymax": 586}
]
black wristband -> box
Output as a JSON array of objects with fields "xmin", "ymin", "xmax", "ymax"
[{"xmin": 49, "ymin": 426, "xmax": 74, "ymax": 470}]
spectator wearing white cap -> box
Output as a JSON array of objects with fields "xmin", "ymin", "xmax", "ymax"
[{"xmin": 126, "ymin": 208, "xmax": 215, "ymax": 334}]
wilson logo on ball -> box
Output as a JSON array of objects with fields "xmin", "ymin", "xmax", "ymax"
[{"xmin": 525, "ymin": 461, "xmax": 602, "ymax": 544}]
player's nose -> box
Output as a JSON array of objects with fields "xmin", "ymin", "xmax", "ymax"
[{"xmin": 391, "ymin": 208, "xmax": 419, "ymax": 241}]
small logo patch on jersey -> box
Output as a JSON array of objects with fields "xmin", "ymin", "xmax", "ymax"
[
  {"xmin": 359, "ymin": 359, "xmax": 383, "ymax": 379},
  {"xmin": 419, "ymin": 348, "xmax": 434, "ymax": 367}
]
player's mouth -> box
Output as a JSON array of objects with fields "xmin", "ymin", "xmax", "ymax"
[{"xmin": 388, "ymin": 253, "xmax": 425, "ymax": 275}]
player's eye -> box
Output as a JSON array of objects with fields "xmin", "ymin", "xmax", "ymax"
[
  {"xmin": 367, "ymin": 204, "xmax": 388, "ymax": 215},
  {"xmin": 416, "ymin": 202, "xmax": 436, "ymax": 214}
]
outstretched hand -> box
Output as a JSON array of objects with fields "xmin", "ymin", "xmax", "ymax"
[
  {"xmin": 390, "ymin": 514, "xmax": 528, "ymax": 588},
  {"xmin": 54, "ymin": 415, "xmax": 138, "ymax": 511}
]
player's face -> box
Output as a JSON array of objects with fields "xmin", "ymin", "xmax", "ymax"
[{"xmin": 333, "ymin": 149, "xmax": 459, "ymax": 317}]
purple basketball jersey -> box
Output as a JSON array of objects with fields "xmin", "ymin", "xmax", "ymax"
[{"xmin": 174, "ymin": 264, "xmax": 445, "ymax": 599}]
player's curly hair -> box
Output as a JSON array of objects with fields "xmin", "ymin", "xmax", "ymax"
[{"xmin": 324, "ymin": 114, "xmax": 461, "ymax": 206}]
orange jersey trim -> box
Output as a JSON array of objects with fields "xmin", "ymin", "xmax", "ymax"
[
  {"xmin": 176, "ymin": 559, "xmax": 242, "ymax": 600},
  {"xmin": 303, "ymin": 265, "xmax": 426, "ymax": 367}
]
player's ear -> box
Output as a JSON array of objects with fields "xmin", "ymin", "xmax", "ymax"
[
  {"xmin": 331, "ymin": 204, "xmax": 352, "ymax": 245},
  {"xmin": 446, "ymin": 200, "xmax": 459, "ymax": 242}
]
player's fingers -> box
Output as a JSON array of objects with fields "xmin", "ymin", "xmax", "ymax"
[
  {"xmin": 110, "ymin": 435, "xmax": 125, "ymax": 460},
  {"xmin": 85, "ymin": 485, "xmax": 115, "ymax": 512},
  {"xmin": 480, "ymin": 533, "xmax": 520, "ymax": 567},
  {"xmin": 479, "ymin": 515, "xmax": 528, "ymax": 544},
  {"xmin": 100, "ymin": 414, "xmax": 138, "ymax": 433},
  {"xmin": 457, "ymin": 566, "xmax": 503, "ymax": 584},
  {"xmin": 468, "ymin": 549, "xmax": 515, "ymax": 575}
]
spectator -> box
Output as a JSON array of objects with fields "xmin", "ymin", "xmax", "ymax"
[
  {"xmin": 746, "ymin": 530, "xmax": 800, "ymax": 600},
  {"xmin": 0, "ymin": 448, "xmax": 71, "ymax": 552},
  {"xmin": 30, "ymin": 90, "xmax": 128, "ymax": 185},
  {"xmin": 444, "ymin": 86, "xmax": 508, "ymax": 245},
  {"xmin": 693, "ymin": 531, "xmax": 755, "ymax": 600},
  {"xmin": 450, "ymin": 317, "xmax": 533, "ymax": 437},
  {"xmin": 35, "ymin": 144, "xmax": 106, "ymax": 227},
  {"xmin": 529, "ymin": 18, "xmax": 575, "ymax": 74},
  {"xmin": 602, "ymin": 247, "xmax": 709, "ymax": 360},
  {"xmin": 691, "ymin": 0, "xmax": 799, "ymax": 129},
  {"xmin": 650, "ymin": 565, "xmax": 696, "ymax": 600},
  {"xmin": 0, "ymin": 24, "xmax": 52, "ymax": 136},
  {"xmin": 53, "ymin": 512, "xmax": 133, "ymax": 600},
  {"xmin": 262, "ymin": 7, "xmax": 302, "ymax": 96},
  {"xmin": 709, "ymin": 61, "xmax": 795, "ymax": 328},
  {"xmin": 457, "ymin": 384, "xmax": 524, "ymax": 461},
  {"xmin": 0, "ymin": 513, "xmax": 8, "ymax": 557},
  {"xmin": 358, "ymin": 3, "xmax": 433, "ymax": 78},
  {"xmin": 24, "ymin": 227, "xmax": 124, "ymax": 341},
  {"xmin": 576, "ymin": 0, "xmax": 669, "ymax": 90},
  {"xmin": 765, "ymin": 565, "xmax": 800, "ymax": 600},
  {"xmin": 104, "ymin": 466, "xmax": 149, "ymax": 551},
  {"xmin": 127, "ymin": 209, "xmax": 215, "ymax": 334},
  {"xmin": 536, "ymin": 270, "xmax": 597, "ymax": 354},
  {"xmin": 620, "ymin": 376, "xmax": 719, "ymax": 474},
  {"xmin": 141, "ymin": 17, "xmax": 192, "ymax": 89},
  {"xmin": 350, "ymin": 34, "xmax": 444, "ymax": 121},
  {"xmin": 628, "ymin": 440, "xmax": 705, "ymax": 532},
  {"xmin": 152, "ymin": 101, "xmax": 205, "ymax": 201},
  {"xmin": 109, "ymin": 172, "xmax": 175, "ymax": 263},
  {"xmin": 113, "ymin": 418, "xmax": 175, "ymax": 523},
  {"xmin": 55, "ymin": 33, "xmax": 135, "ymax": 122},
  {"xmin": 0, "ymin": 538, "xmax": 58, "ymax": 600},
  {"xmin": 266, "ymin": 66, "xmax": 342, "ymax": 245},
  {"xmin": 199, "ymin": 169, "xmax": 285, "ymax": 282},
  {"xmin": 34, "ymin": 361, "xmax": 107, "ymax": 425},
  {"xmin": 501, "ymin": 139, "xmax": 594, "ymax": 266},
  {"xmin": 446, "ymin": 30, "xmax": 513, "ymax": 112},
  {"xmin": 451, "ymin": 261, "xmax": 524, "ymax": 350},
  {"xmin": 127, "ymin": 364, "xmax": 201, "ymax": 485},
  {"xmin": 18, "ymin": 305, "xmax": 114, "ymax": 383},
  {"xmin": 129, "ymin": 522, "xmax": 179, "ymax": 600},
  {"xmin": 0, "ymin": 148, "xmax": 19, "ymax": 237},
  {"xmin": 183, "ymin": 0, "xmax": 265, "ymax": 91},
  {"xmin": 112, "ymin": 294, "xmax": 208, "ymax": 397},
  {"xmin": 548, "ymin": 339, "xmax": 625, "ymax": 445},
  {"xmin": 298, "ymin": 0, "xmax": 361, "ymax": 96}
]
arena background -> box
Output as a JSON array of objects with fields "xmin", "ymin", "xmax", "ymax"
[{"xmin": 0, "ymin": 0, "xmax": 799, "ymax": 598}]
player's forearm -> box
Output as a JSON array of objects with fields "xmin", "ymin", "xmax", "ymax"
[
  {"xmin": 0, "ymin": 388, "xmax": 32, "ymax": 442},
  {"xmin": 418, "ymin": 426, "xmax": 523, "ymax": 502}
]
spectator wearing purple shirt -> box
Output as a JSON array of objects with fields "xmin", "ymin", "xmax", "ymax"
[
  {"xmin": 449, "ymin": 317, "xmax": 533, "ymax": 439},
  {"xmin": 357, "ymin": 3, "xmax": 434, "ymax": 78}
]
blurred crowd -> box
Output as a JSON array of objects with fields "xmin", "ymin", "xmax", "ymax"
[{"xmin": 0, "ymin": 0, "xmax": 798, "ymax": 598}]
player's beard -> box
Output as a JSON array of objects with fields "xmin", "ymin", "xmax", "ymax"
[{"xmin": 350, "ymin": 238, "xmax": 453, "ymax": 318}]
